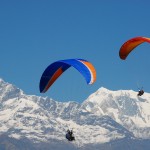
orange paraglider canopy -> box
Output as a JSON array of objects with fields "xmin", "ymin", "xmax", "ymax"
[{"xmin": 119, "ymin": 36, "xmax": 150, "ymax": 60}]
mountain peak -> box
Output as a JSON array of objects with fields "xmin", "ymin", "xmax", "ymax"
[
  {"xmin": 0, "ymin": 78, "xmax": 24, "ymax": 101},
  {"xmin": 98, "ymin": 87, "xmax": 109, "ymax": 91},
  {"xmin": 97, "ymin": 87, "xmax": 111, "ymax": 94},
  {"xmin": 0, "ymin": 78, "xmax": 5, "ymax": 84}
]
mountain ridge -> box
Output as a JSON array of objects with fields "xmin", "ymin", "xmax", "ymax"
[{"xmin": 0, "ymin": 78, "xmax": 150, "ymax": 149}]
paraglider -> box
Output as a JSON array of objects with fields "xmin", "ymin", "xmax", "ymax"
[
  {"xmin": 137, "ymin": 86, "xmax": 144, "ymax": 96},
  {"xmin": 137, "ymin": 89, "xmax": 144, "ymax": 96},
  {"xmin": 119, "ymin": 37, "xmax": 149, "ymax": 95},
  {"xmin": 66, "ymin": 129, "xmax": 75, "ymax": 141},
  {"xmin": 39, "ymin": 58, "xmax": 96, "ymax": 93},
  {"xmin": 119, "ymin": 36, "xmax": 150, "ymax": 60}
]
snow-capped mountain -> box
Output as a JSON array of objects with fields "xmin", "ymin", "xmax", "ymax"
[
  {"xmin": 0, "ymin": 78, "xmax": 150, "ymax": 150},
  {"xmin": 82, "ymin": 87, "xmax": 150, "ymax": 139}
]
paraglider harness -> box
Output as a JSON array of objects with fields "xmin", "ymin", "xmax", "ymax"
[
  {"xmin": 137, "ymin": 89, "xmax": 144, "ymax": 96},
  {"xmin": 66, "ymin": 129, "xmax": 75, "ymax": 141}
]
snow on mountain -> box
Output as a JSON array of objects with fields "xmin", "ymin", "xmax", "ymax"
[
  {"xmin": 0, "ymin": 78, "xmax": 23, "ymax": 102},
  {"xmin": 0, "ymin": 78, "xmax": 150, "ymax": 149},
  {"xmin": 82, "ymin": 87, "xmax": 150, "ymax": 138}
]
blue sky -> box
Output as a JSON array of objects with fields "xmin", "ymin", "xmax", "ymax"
[{"xmin": 0, "ymin": 0, "xmax": 150, "ymax": 103}]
